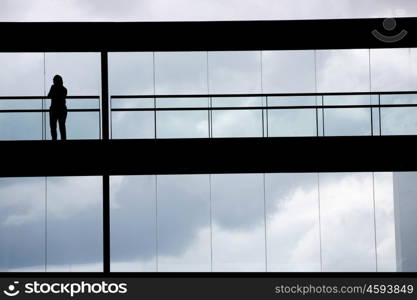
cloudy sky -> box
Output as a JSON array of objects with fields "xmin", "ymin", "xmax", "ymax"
[
  {"xmin": 1, "ymin": 0, "xmax": 417, "ymax": 273},
  {"xmin": 1, "ymin": 48, "xmax": 417, "ymax": 273},
  {"xmin": 0, "ymin": 0, "xmax": 417, "ymax": 21}
]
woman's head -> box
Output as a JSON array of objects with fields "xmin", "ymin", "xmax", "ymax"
[{"xmin": 53, "ymin": 75, "xmax": 63, "ymax": 86}]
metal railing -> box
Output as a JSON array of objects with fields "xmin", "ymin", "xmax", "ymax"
[
  {"xmin": 2, "ymin": 91, "xmax": 417, "ymax": 141},
  {"xmin": 110, "ymin": 91, "xmax": 417, "ymax": 139},
  {"xmin": 0, "ymin": 96, "xmax": 101, "ymax": 140}
]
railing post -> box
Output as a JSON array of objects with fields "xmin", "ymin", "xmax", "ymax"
[
  {"xmin": 101, "ymin": 52, "xmax": 109, "ymax": 141},
  {"xmin": 101, "ymin": 51, "xmax": 110, "ymax": 273}
]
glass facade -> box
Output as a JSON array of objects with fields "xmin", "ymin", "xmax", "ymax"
[
  {"xmin": 107, "ymin": 171, "xmax": 410, "ymax": 273},
  {"xmin": 1, "ymin": 47, "xmax": 417, "ymax": 274},
  {"xmin": 0, "ymin": 176, "xmax": 102, "ymax": 272},
  {"xmin": 0, "ymin": 52, "xmax": 101, "ymax": 140},
  {"xmin": 108, "ymin": 49, "xmax": 417, "ymax": 139},
  {"xmin": 1, "ymin": 49, "xmax": 417, "ymax": 140}
]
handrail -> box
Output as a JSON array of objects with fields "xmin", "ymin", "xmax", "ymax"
[
  {"xmin": 110, "ymin": 91, "xmax": 417, "ymax": 99},
  {"xmin": 0, "ymin": 96, "xmax": 101, "ymax": 113},
  {"xmin": 0, "ymin": 109, "xmax": 99, "ymax": 113},
  {"xmin": 1, "ymin": 92, "xmax": 416, "ymax": 139},
  {"xmin": 109, "ymin": 92, "xmax": 417, "ymax": 111},
  {"xmin": 0, "ymin": 95, "xmax": 99, "ymax": 100},
  {"xmin": 111, "ymin": 104, "xmax": 417, "ymax": 112}
]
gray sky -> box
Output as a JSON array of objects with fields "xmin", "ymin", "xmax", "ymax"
[
  {"xmin": 0, "ymin": 0, "xmax": 414, "ymax": 272},
  {"xmin": 0, "ymin": 0, "xmax": 417, "ymax": 21},
  {"xmin": 0, "ymin": 50, "xmax": 406, "ymax": 272}
]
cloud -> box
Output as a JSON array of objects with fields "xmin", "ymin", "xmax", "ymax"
[
  {"xmin": 0, "ymin": 2, "xmax": 413, "ymax": 271},
  {"xmin": 0, "ymin": 177, "xmax": 103, "ymax": 270},
  {"xmin": 1, "ymin": 0, "xmax": 417, "ymax": 21},
  {"xmin": 0, "ymin": 172, "xmax": 399, "ymax": 272}
]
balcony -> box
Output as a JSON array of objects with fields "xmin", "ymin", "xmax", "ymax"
[
  {"xmin": 2, "ymin": 91, "xmax": 417, "ymax": 141},
  {"xmin": 2, "ymin": 19, "xmax": 417, "ymax": 274}
]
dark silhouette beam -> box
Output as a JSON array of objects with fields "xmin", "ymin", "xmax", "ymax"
[
  {"xmin": 0, "ymin": 136, "xmax": 416, "ymax": 177},
  {"xmin": 1, "ymin": 18, "xmax": 417, "ymax": 52}
]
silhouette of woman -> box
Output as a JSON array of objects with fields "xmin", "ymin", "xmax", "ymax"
[{"xmin": 48, "ymin": 75, "xmax": 68, "ymax": 140}]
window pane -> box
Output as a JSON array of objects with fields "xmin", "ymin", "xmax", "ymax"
[
  {"xmin": 157, "ymin": 175, "xmax": 211, "ymax": 271},
  {"xmin": 0, "ymin": 53, "xmax": 44, "ymax": 141},
  {"xmin": 0, "ymin": 53, "xmax": 44, "ymax": 96},
  {"xmin": 155, "ymin": 52, "xmax": 208, "ymax": 95},
  {"xmin": 60, "ymin": 99, "xmax": 99, "ymax": 110},
  {"xmin": 212, "ymin": 97, "xmax": 263, "ymax": 137},
  {"xmin": 370, "ymin": 48, "xmax": 417, "ymax": 92},
  {"xmin": 0, "ymin": 99, "xmax": 41, "ymax": 110},
  {"xmin": 393, "ymin": 172, "xmax": 417, "ymax": 272},
  {"xmin": 157, "ymin": 98, "xmax": 208, "ymax": 108},
  {"xmin": 45, "ymin": 53, "xmax": 100, "ymax": 96},
  {"xmin": 317, "ymin": 49, "xmax": 370, "ymax": 92},
  {"xmin": 111, "ymin": 176, "xmax": 157, "ymax": 272},
  {"xmin": 262, "ymin": 50, "xmax": 316, "ymax": 93},
  {"xmin": 0, "ymin": 113, "xmax": 42, "ymax": 140},
  {"xmin": 374, "ymin": 172, "xmax": 396, "ymax": 272},
  {"xmin": 212, "ymin": 110, "xmax": 263, "ymax": 137},
  {"xmin": 381, "ymin": 107, "xmax": 417, "ymax": 135},
  {"xmin": 111, "ymin": 98, "xmax": 154, "ymax": 109},
  {"xmin": 323, "ymin": 95, "xmax": 371, "ymax": 136},
  {"xmin": 157, "ymin": 111, "xmax": 208, "ymax": 138},
  {"xmin": 266, "ymin": 173, "xmax": 321, "ymax": 271},
  {"xmin": 109, "ymin": 52, "xmax": 154, "ymax": 95},
  {"xmin": 45, "ymin": 112, "xmax": 100, "ymax": 140},
  {"xmin": 0, "ymin": 177, "xmax": 45, "ymax": 271},
  {"xmin": 111, "ymin": 111, "xmax": 155, "ymax": 139},
  {"xmin": 155, "ymin": 97, "xmax": 208, "ymax": 138},
  {"xmin": 45, "ymin": 53, "xmax": 101, "ymax": 140},
  {"xmin": 380, "ymin": 94, "xmax": 417, "ymax": 135},
  {"xmin": 46, "ymin": 176, "xmax": 102, "ymax": 272},
  {"xmin": 208, "ymin": 51, "xmax": 261, "ymax": 94},
  {"xmin": 211, "ymin": 174, "xmax": 266, "ymax": 271},
  {"xmin": 267, "ymin": 96, "xmax": 317, "ymax": 137},
  {"xmin": 319, "ymin": 173, "xmax": 376, "ymax": 272}
]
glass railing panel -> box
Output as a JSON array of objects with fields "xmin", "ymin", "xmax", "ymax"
[
  {"xmin": 111, "ymin": 97, "xmax": 155, "ymax": 139},
  {"xmin": 211, "ymin": 97, "xmax": 264, "ymax": 137},
  {"xmin": 156, "ymin": 98, "xmax": 209, "ymax": 138},
  {"xmin": 44, "ymin": 97, "xmax": 101, "ymax": 140},
  {"xmin": 380, "ymin": 94, "xmax": 417, "ymax": 135},
  {"xmin": 267, "ymin": 96, "xmax": 317, "ymax": 137},
  {"xmin": 322, "ymin": 95, "xmax": 372, "ymax": 136}
]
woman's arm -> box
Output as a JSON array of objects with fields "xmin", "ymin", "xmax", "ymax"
[{"xmin": 47, "ymin": 85, "xmax": 54, "ymax": 98}]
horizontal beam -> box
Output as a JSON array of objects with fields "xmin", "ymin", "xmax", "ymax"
[
  {"xmin": 1, "ymin": 18, "xmax": 417, "ymax": 52},
  {"xmin": 111, "ymin": 90, "xmax": 417, "ymax": 98},
  {"xmin": 0, "ymin": 109, "xmax": 98, "ymax": 113},
  {"xmin": 0, "ymin": 96, "xmax": 99, "ymax": 100},
  {"xmin": 110, "ymin": 104, "xmax": 417, "ymax": 112},
  {"xmin": 0, "ymin": 136, "xmax": 416, "ymax": 177}
]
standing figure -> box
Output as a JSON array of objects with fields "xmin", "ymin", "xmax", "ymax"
[{"xmin": 48, "ymin": 75, "xmax": 68, "ymax": 140}]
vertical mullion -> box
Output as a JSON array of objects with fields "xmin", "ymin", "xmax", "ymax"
[
  {"xmin": 370, "ymin": 98, "xmax": 374, "ymax": 136},
  {"xmin": 102, "ymin": 175, "xmax": 110, "ymax": 273},
  {"xmin": 101, "ymin": 51, "xmax": 110, "ymax": 273},
  {"xmin": 378, "ymin": 94, "xmax": 382, "ymax": 136},
  {"xmin": 210, "ymin": 97, "xmax": 213, "ymax": 138},
  {"xmin": 101, "ymin": 52, "xmax": 109, "ymax": 141},
  {"xmin": 153, "ymin": 52, "xmax": 157, "ymax": 139},
  {"xmin": 322, "ymin": 96, "xmax": 325, "ymax": 137},
  {"xmin": 261, "ymin": 97, "xmax": 265, "ymax": 138},
  {"xmin": 208, "ymin": 97, "xmax": 211, "ymax": 138},
  {"xmin": 43, "ymin": 52, "xmax": 46, "ymax": 141},
  {"xmin": 316, "ymin": 96, "xmax": 319, "ymax": 137},
  {"xmin": 266, "ymin": 96, "xmax": 269, "ymax": 137}
]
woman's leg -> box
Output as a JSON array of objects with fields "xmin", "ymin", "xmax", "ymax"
[
  {"xmin": 49, "ymin": 110, "xmax": 58, "ymax": 140},
  {"xmin": 58, "ymin": 110, "xmax": 68, "ymax": 140}
]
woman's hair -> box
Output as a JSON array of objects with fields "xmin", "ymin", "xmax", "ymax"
[{"xmin": 53, "ymin": 75, "xmax": 63, "ymax": 86}]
